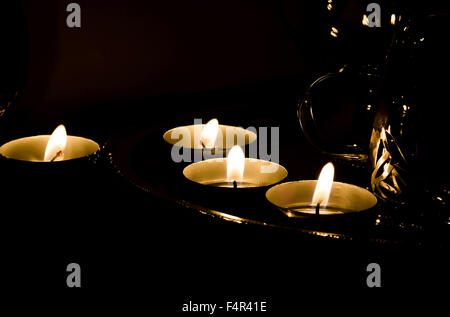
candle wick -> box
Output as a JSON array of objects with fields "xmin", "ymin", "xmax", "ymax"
[
  {"xmin": 50, "ymin": 150, "xmax": 63, "ymax": 162},
  {"xmin": 233, "ymin": 180, "xmax": 237, "ymax": 189},
  {"xmin": 315, "ymin": 202, "xmax": 320, "ymax": 215},
  {"xmin": 201, "ymin": 141, "xmax": 206, "ymax": 149}
]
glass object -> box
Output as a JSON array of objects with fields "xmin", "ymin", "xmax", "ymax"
[
  {"xmin": 369, "ymin": 7, "xmax": 449, "ymax": 211},
  {"xmin": 292, "ymin": 0, "xmax": 393, "ymax": 164},
  {"xmin": 297, "ymin": 64, "xmax": 378, "ymax": 164}
]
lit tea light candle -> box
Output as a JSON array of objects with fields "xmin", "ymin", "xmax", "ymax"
[
  {"xmin": 266, "ymin": 162, "xmax": 377, "ymax": 216},
  {"xmin": 163, "ymin": 118, "xmax": 257, "ymax": 150},
  {"xmin": 0, "ymin": 124, "xmax": 100, "ymax": 162},
  {"xmin": 183, "ymin": 145, "xmax": 287, "ymax": 188}
]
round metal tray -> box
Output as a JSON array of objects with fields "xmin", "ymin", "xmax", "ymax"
[{"xmin": 106, "ymin": 116, "xmax": 449, "ymax": 248}]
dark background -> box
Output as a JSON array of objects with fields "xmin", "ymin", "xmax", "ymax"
[
  {"xmin": 1, "ymin": 0, "xmax": 449, "ymax": 312},
  {"xmin": 17, "ymin": 0, "xmax": 306, "ymax": 114}
]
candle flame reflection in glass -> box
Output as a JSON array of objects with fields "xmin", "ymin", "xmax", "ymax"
[
  {"xmin": 311, "ymin": 162, "xmax": 335, "ymax": 208},
  {"xmin": 199, "ymin": 118, "xmax": 219, "ymax": 149},
  {"xmin": 362, "ymin": 14, "xmax": 369, "ymax": 26},
  {"xmin": 227, "ymin": 145, "xmax": 245, "ymax": 183},
  {"xmin": 330, "ymin": 27, "xmax": 338, "ymax": 38},
  {"xmin": 44, "ymin": 124, "xmax": 67, "ymax": 162},
  {"xmin": 391, "ymin": 14, "xmax": 396, "ymax": 25}
]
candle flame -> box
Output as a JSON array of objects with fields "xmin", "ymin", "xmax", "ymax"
[
  {"xmin": 227, "ymin": 145, "xmax": 245, "ymax": 183},
  {"xmin": 44, "ymin": 124, "xmax": 67, "ymax": 162},
  {"xmin": 362, "ymin": 14, "xmax": 369, "ymax": 26},
  {"xmin": 200, "ymin": 118, "xmax": 219, "ymax": 149},
  {"xmin": 312, "ymin": 162, "xmax": 335, "ymax": 208},
  {"xmin": 391, "ymin": 14, "xmax": 396, "ymax": 25}
]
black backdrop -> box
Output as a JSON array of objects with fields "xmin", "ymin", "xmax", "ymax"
[{"xmin": 1, "ymin": 0, "xmax": 449, "ymax": 313}]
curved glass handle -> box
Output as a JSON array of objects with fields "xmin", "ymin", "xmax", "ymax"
[{"xmin": 297, "ymin": 67, "xmax": 377, "ymax": 164}]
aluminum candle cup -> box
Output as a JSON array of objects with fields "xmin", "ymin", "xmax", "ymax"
[
  {"xmin": 183, "ymin": 158, "xmax": 287, "ymax": 188},
  {"xmin": 163, "ymin": 124, "xmax": 257, "ymax": 149},
  {"xmin": 0, "ymin": 133, "xmax": 101, "ymax": 191},
  {"xmin": 0, "ymin": 135, "xmax": 100, "ymax": 162},
  {"xmin": 163, "ymin": 123, "xmax": 257, "ymax": 165},
  {"xmin": 183, "ymin": 157, "xmax": 287, "ymax": 207},
  {"xmin": 266, "ymin": 180, "xmax": 377, "ymax": 217}
]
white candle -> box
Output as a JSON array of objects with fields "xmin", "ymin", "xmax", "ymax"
[
  {"xmin": 266, "ymin": 163, "xmax": 377, "ymax": 216},
  {"xmin": 0, "ymin": 125, "xmax": 99, "ymax": 162},
  {"xmin": 183, "ymin": 146, "xmax": 287, "ymax": 188},
  {"xmin": 163, "ymin": 119, "xmax": 256, "ymax": 150}
]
